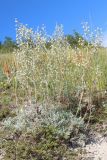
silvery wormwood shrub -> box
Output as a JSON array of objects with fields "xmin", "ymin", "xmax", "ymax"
[
  {"xmin": 14, "ymin": 20, "xmax": 103, "ymax": 104},
  {"xmin": 13, "ymin": 20, "xmax": 104, "ymax": 129},
  {"xmin": 14, "ymin": 20, "xmax": 76, "ymax": 102},
  {"xmin": 2, "ymin": 103, "xmax": 84, "ymax": 138}
]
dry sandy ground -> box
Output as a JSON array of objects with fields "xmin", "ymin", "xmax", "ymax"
[{"xmin": 82, "ymin": 133, "xmax": 107, "ymax": 160}]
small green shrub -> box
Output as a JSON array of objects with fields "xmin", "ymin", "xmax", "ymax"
[{"xmin": 1, "ymin": 126, "xmax": 78, "ymax": 160}]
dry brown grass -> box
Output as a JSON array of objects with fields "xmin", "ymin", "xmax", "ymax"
[{"xmin": 0, "ymin": 53, "xmax": 16, "ymax": 77}]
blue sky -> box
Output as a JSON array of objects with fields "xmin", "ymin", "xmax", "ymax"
[{"xmin": 1, "ymin": 0, "xmax": 107, "ymax": 44}]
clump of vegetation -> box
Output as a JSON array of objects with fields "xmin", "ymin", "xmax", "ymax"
[
  {"xmin": 1, "ymin": 20, "xmax": 107, "ymax": 159},
  {"xmin": 0, "ymin": 106, "xmax": 16, "ymax": 121},
  {"xmin": 2, "ymin": 103, "xmax": 84, "ymax": 138},
  {"xmin": 1, "ymin": 126, "xmax": 79, "ymax": 160},
  {"xmin": 14, "ymin": 21, "xmax": 106, "ymax": 114},
  {"xmin": 0, "ymin": 106, "xmax": 10, "ymax": 120}
]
